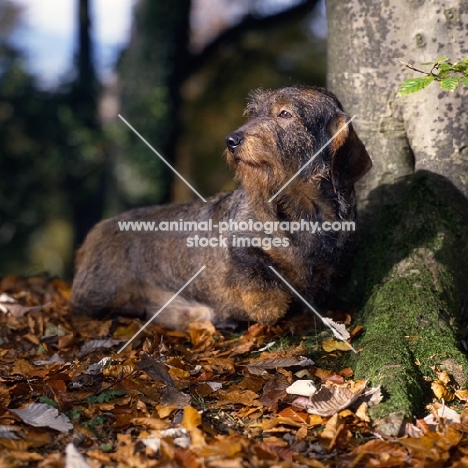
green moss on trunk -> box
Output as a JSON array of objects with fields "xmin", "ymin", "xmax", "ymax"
[{"xmin": 348, "ymin": 171, "xmax": 468, "ymax": 418}]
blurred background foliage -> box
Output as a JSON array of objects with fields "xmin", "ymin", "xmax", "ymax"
[{"xmin": 0, "ymin": 0, "xmax": 326, "ymax": 278}]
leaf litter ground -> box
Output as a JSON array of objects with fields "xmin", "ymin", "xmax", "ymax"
[{"xmin": 1, "ymin": 276, "xmax": 468, "ymax": 467}]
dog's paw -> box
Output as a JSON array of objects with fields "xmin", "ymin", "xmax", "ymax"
[
  {"xmin": 145, "ymin": 293, "xmax": 215, "ymax": 330},
  {"xmin": 235, "ymin": 288, "xmax": 291, "ymax": 325}
]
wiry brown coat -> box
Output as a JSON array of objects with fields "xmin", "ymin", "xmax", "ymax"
[{"xmin": 71, "ymin": 86, "xmax": 372, "ymax": 329}]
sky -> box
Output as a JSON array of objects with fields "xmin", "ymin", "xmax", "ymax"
[{"xmin": 13, "ymin": 0, "xmax": 134, "ymax": 87}]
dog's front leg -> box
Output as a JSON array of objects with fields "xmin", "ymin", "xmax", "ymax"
[{"xmin": 231, "ymin": 286, "xmax": 291, "ymax": 325}]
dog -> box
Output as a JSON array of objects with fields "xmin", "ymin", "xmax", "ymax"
[{"xmin": 71, "ymin": 86, "xmax": 372, "ymax": 329}]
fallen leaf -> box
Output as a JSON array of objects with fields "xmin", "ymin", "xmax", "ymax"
[
  {"xmin": 78, "ymin": 338, "xmax": 124, "ymax": 358},
  {"xmin": 432, "ymin": 379, "xmax": 455, "ymax": 401},
  {"xmin": 355, "ymin": 402, "xmax": 370, "ymax": 423},
  {"xmin": 259, "ymin": 371, "xmax": 290, "ymax": 410},
  {"xmin": 322, "ymin": 339, "xmax": 353, "ymax": 352},
  {"xmin": 138, "ymin": 354, "xmax": 174, "ymax": 386},
  {"xmin": 306, "ymin": 383, "xmax": 365, "ymax": 417},
  {"xmin": 65, "ymin": 443, "xmax": 91, "ymax": 468},
  {"xmin": 322, "ymin": 318, "xmax": 350, "ymax": 340},
  {"xmin": 455, "ymin": 389, "xmax": 468, "ymax": 401},
  {"xmin": 9, "ymin": 403, "xmax": 73, "ymax": 432},
  {"xmin": 373, "ymin": 411, "xmax": 406, "ymax": 437},
  {"xmin": 247, "ymin": 356, "xmax": 313, "ymax": 374},
  {"xmin": 424, "ymin": 405, "xmax": 461, "ymax": 425},
  {"xmin": 286, "ymin": 380, "xmax": 317, "ymax": 397}
]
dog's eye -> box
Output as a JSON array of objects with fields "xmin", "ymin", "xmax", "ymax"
[{"xmin": 277, "ymin": 110, "xmax": 292, "ymax": 119}]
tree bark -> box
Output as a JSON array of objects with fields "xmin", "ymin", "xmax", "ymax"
[
  {"xmin": 348, "ymin": 172, "xmax": 468, "ymax": 417},
  {"xmin": 327, "ymin": 0, "xmax": 468, "ymax": 416},
  {"xmin": 327, "ymin": 0, "xmax": 468, "ymax": 210}
]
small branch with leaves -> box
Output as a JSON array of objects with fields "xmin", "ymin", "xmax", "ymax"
[{"xmin": 397, "ymin": 57, "xmax": 468, "ymax": 96}]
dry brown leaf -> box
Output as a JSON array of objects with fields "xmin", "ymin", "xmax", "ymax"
[
  {"xmin": 314, "ymin": 368, "xmax": 332, "ymax": 380},
  {"xmin": 432, "ymin": 379, "xmax": 455, "ymax": 401},
  {"xmin": 455, "ymin": 389, "xmax": 468, "ymax": 401},
  {"xmin": 138, "ymin": 354, "xmax": 174, "ymax": 386},
  {"xmin": 320, "ymin": 413, "xmax": 340, "ymax": 440},
  {"xmin": 200, "ymin": 357, "xmax": 235, "ymax": 374},
  {"xmin": 259, "ymin": 371, "xmax": 290, "ymax": 410},
  {"xmin": 6, "ymin": 303, "xmax": 47, "ymax": 317},
  {"xmin": 198, "ymin": 439, "xmax": 243, "ymax": 458},
  {"xmin": 373, "ymin": 411, "xmax": 406, "ymax": 437},
  {"xmin": 319, "ymin": 413, "xmax": 346, "ymax": 450},
  {"xmin": 0, "ymin": 448, "xmax": 43, "ymax": 461},
  {"xmin": 131, "ymin": 417, "xmax": 169, "ymax": 430},
  {"xmin": 352, "ymin": 439, "xmax": 407, "ymax": 457},
  {"xmin": 322, "ymin": 339, "xmax": 353, "ymax": 352},
  {"xmin": 338, "ymin": 367, "xmax": 354, "ymax": 378},
  {"xmin": 217, "ymin": 389, "xmax": 261, "ymax": 406},
  {"xmin": 247, "ymin": 356, "xmax": 313, "ymax": 374},
  {"xmin": 182, "ymin": 406, "xmax": 205, "ymax": 449},
  {"xmin": 261, "ymin": 416, "xmax": 304, "ymax": 430},
  {"xmin": 355, "ymin": 402, "xmax": 370, "ymax": 423},
  {"xmin": 308, "ymin": 414, "xmax": 324, "ymax": 426},
  {"xmin": 160, "ymin": 386, "xmax": 191, "ymax": 407},
  {"xmin": 293, "ymin": 454, "xmax": 327, "ymax": 467},
  {"xmin": 432, "ymin": 366, "xmax": 451, "ymax": 385},
  {"xmin": 277, "ymin": 407, "xmax": 309, "ymax": 424},
  {"xmin": 296, "ymin": 425, "xmax": 308, "ymax": 440},
  {"xmin": 112, "ymin": 321, "xmax": 141, "ymax": 340},
  {"xmin": 306, "ymin": 383, "xmax": 364, "ymax": 417},
  {"xmin": 78, "ymin": 338, "xmax": 124, "ymax": 358},
  {"xmin": 156, "ymin": 405, "xmax": 179, "ymax": 419}
]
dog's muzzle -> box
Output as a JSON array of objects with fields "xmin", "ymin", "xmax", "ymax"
[{"xmin": 225, "ymin": 131, "xmax": 244, "ymax": 154}]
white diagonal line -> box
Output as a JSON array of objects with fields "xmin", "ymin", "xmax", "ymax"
[
  {"xmin": 268, "ymin": 115, "xmax": 356, "ymax": 202},
  {"xmin": 118, "ymin": 114, "xmax": 207, "ymax": 202},
  {"xmin": 268, "ymin": 266, "xmax": 356, "ymax": 353},
  {"xmin": 117, "ymin": 266, "xmax": 206, "ymax": 353}
]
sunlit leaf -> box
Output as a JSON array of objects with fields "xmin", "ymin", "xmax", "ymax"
[
  {"xmin": 322, "ymin": 339, "xmax": 353, "ymax": 352},
  {"xmin": 431, "ymin": 380, "xmax": 455, "ymax": 401},
  {"xmin": 397, "ymin": 76, "xmax": 434, "ymax": 96},
  {"xmin": 286, "ymin": 380, "xmax": 317, "ymax": 397},
  {"xmin": 455, "ymin": 389, "xmax": 468, "ymax": 401},
  {"xmin": 439, "ymin": 77, "xmax": 459, "ymax": 92}
]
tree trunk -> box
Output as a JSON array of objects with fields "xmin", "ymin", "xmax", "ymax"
[
  {"xmin": 327, "ymin": 0, "xmax": 468, "ymax": 416},
  {"xmin": 348, "ymin": 172, "xmax": 468, "ymax": 417},
  {"xmin": 119, "ymin": 0, "xmax": 191, "ymax": 205},
  {"xmin": 69, "ymin": 0, "xmax": 107, "ymax": 251},
  {"xmin": 327, "ymin": 0, "xmax": 468, "ymax": 209}
]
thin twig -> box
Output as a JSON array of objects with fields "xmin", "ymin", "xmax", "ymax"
[{"xmin": 397, "ymin": 59, "xmax": 430, "ymax": 76}]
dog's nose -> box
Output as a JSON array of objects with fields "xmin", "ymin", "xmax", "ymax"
[{"xmin": 225, "ymin": 131, "xmax": 244, "ymax": 152}]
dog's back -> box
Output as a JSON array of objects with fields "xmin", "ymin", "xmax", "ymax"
[{"xmin": 72, "ymin": 86, "xmax": 371, "ymax": 329}]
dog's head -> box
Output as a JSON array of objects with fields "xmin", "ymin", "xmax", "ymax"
[{"xmin": 225, "ymin": 86, "xmax": 372, "ymax": 199}]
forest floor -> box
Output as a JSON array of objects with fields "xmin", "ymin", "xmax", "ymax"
[{"xmin": 1, "ymin": 275, "xmax": 468, "ymax": 467}]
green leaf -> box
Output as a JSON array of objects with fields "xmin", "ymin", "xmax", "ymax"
[
  {"xmin": 38, "ymin": 396, "xmax": 57, "ymax": 408},
  {"xmin": 397, "ymin": 76, "xmax": 434, "ymax": 96},
  {"xmin": 452, "ymin": 63, "xmax": 468, "ymax": 73},
  {"xmin": 436, "ymin": 57, "xmax": 449, "ymax": 63},
  {"xmin": 461, "ymin": 77, "xmax": 468, "ymax": 87},
  {"xmin": 67, "ymin": 408, "xmax": 83, "ymax": 420},
  {"xmin": 437, "ymin": 63, "xmax": 453, "ymax": 72},
  {"xmin": 420, "ymin": 61, "xmax": 436, "ymax": 66},
  {"xmin": 87, "ymin": 389, "xmax": 126, "ymax": 404},
  {"xmin": 439, "ymin": 77, "xmax": 460, "ymax": 92}
]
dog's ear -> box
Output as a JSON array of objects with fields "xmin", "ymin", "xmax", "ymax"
[{"xmin": 328, "ymin": 114, "xmax": 372, "ymax": 191}]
